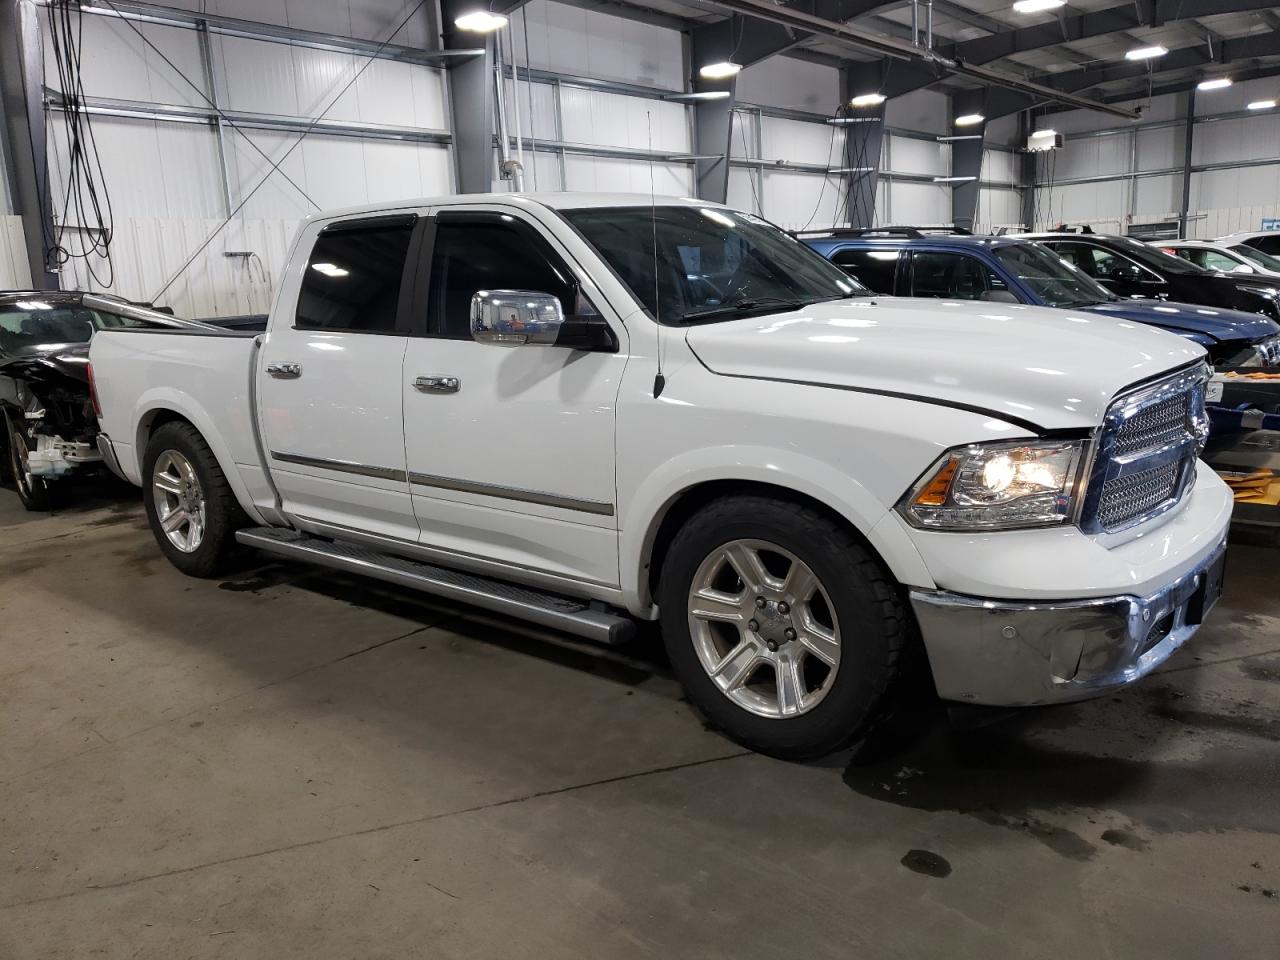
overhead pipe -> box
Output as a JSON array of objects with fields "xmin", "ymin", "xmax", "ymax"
[{"xmin": 700, "ymin": 0, "xmax": 1140, "ymax": 120}]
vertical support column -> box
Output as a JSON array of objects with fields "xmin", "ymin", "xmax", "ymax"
[
  {"xmin": 1178, "ymin": 88, "xmax": 1196, "ymax": 239},
  {"xmin": 0, "ymin": 0, "xmax": 58, "ymax": 288},
  {"xmin": 1018, "ymin": 111, "xmax": 1036, "ymax": 232},
  {"xmin": 840, "ymin": 63, "xmax": 886, "ymax": 229},
  {"xmin": 949, "ymin": 92, "xmax": 985, "ymax": 231},
  {"xmin": 196, "ymin": 20, "xmax": 234, "ymax": 217},
  {"xmin": 689, "ymin": 16, "xmax": 737, "ymax": 204},
  {"xmin": 440, "ymin": 2, "xmax": 496, "ymax": 195}
]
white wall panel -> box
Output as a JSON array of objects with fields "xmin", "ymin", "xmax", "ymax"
[
  {"xmin": 0, "ymin": 217, "xmax": 32, "ymax": 289},
  {"xmin": 730, "ymin": 111, "xmax": 758, "ymax": 160},
  {"xmin": 983, "ymin": 149, "xmax": 1017, "ymax": 186},
  {"xmin": 1133, "ymin": 175, "xmax": 1180, "ymax": 220},
  {"xmin": 760, "ymin": 172, "xmax": 844, "ymax": 231},
  {"xmin": 1055, "ymin": 132, "xmax": 1131, "ymax": 179},
  {"xmin": 884, "ymin": 181, "xmax": 949, "ymax": 226},
  {"xmin": 503, "ymin": 79, "xmax": 559, "ymax": 142},
  {"xmin": 1193, "ymin": 116, "xmax": 1280, "ymax": 166},
  {"xmin": 510, "ymin": 0, "xmax": 684, "ymax": 90},
  {"xmin": 975, "ymin": 186, "xmax": 1023, "ymax": 231},
  {"xmin": 885, "ymin": 90, "xmax": 948, "ymax": 136},
  {"xmin": 559, "ymin": 88, "xmax": 689, "ymax": 152},
  {"xmin": 161, "ymin": 0, "xmax": 433, "ymax": 48},
  {"xmin": 1136, "ymin": 125, "xmax": 1180, "ymax": 172},
  {"xmin": 736, "ymin": 58, "xmax": 840, "ymax": 113},
  {"xmin": 43, "ymin": 13, "xmax": 206, "ymax": 108},
  {"xmin": 889, "ymin": 136, "xmax": 948, "ymax": 177},
  {"xmin": 727, "ymin": 168, "xmax": 761, "ymax": 215},
  {"xmin": 1034, "ymin": 180, "xmax": 1126, "ymax": 233},
  {"xmin": 562, "ymin": 155, "xmax": 691, "ymax": 196},
  {"xmin": 759, "ymin": 117, "xmax": 842, "ymax": 166}
]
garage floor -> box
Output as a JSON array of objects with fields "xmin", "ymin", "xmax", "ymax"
[{"xmin": 2, "ymin": 482, "xmax": 1278, "ymax": 958}]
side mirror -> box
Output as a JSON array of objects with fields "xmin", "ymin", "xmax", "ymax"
[
  {"xmin": 471, "ymin": 289, "xmax": 565, "ymax": 346},
  {"xmin": 1233, "ymin": 264, "xmax": 1256, "ymax": 274},
  {"xmin": 979, "ymin": 289, "xmax": 1020, "ymax": 304}
]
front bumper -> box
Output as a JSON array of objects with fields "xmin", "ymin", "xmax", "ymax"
[{"xmin": 910, "ymin": 537, "xmax": 1227, "ymax": 706}]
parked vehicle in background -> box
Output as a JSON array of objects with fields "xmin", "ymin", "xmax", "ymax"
[
  {"xmin": 90, "ymin": 193, "xmax": 1231, "ymax": 759},
  {"xmin": 801, "ymin": 227, "xmax": 1280, "ymax": 369},
  {"xmin": 0, "ymin": 291, "xmax": 213, "ymax": 509},
  {"xmin": 1157, "ymin": 240, "xmax": 1280, "ymax": 279},
  {"xmin": 1020, "ymin": 230, "xmax": 1280, "ymax": 322},
  {"xmin": 1217, "ymin": 230, "xmax": 1280, "ymax": 258}
]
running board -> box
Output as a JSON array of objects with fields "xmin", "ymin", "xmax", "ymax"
[{"xmin": 235, "ymin": 527, "xmax": 635, "ymax": 646}]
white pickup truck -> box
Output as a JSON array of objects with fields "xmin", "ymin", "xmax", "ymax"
[{"xmin": 89, "ymin": 193, "xmax": 1232, "ymax": 758}]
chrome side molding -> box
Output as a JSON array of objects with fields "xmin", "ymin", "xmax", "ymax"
[{"xmin": 407, "ymin": 471, "xmax": 615, "ymax": 516}]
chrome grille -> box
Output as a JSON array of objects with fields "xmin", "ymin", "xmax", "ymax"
[
  {"xmin": 1096, "ymin": 461, "xmax": 1181, "ymax": 530},
  {"xmin": 1112, "ymin": 391, "xmax": 1191, "ymax": 457},
  {"xmin": 1082, "ymin": 364, "xmax": 1210, "ymax": 536}
]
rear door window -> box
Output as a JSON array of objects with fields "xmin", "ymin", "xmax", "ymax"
[
  {"xmin": 909, "ymin": 251, "xmax": 1005, "ymax": 301},
  {"xmin": 295, "ymin": 219, "xmax": 416, "ymax": 333},
  {"xmin": 830, "ymin": 248, "xmax": 901, "ymax": 294}
]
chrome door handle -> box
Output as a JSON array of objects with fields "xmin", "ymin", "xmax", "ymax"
[
  {"xmin": 413, "ymin": 375, "xmax": 460, "ymax": 394},
  {"xmin": 266, "ymin": 362, "xmax": 302, "ymax": 379}
]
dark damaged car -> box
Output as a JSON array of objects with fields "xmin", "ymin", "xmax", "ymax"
[{"xmin": 0, "ymin": 292, "xmax": 212, "ymax": 509}]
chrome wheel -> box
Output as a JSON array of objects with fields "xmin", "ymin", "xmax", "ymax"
[
  {"xmin": 687, "ymin": 538, "xmax": 841, "ymax": 719},
  {"xmin": 151, "ymin": 450, "xmax": 206, "ymax": 553}
]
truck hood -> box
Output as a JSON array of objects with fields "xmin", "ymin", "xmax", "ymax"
[
  {"xmin": 684, "ymin": 297, "xmax": 1205, "ymax": 431},
  {"xmin": 1081, "ymin": 299, "xmax": 1279, "ymax": 344}
]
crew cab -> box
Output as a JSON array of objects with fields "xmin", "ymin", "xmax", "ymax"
[
  {"xmin": 89, "ymin": 194, "xmax": 1232, "ymax": 759},
  {"xmin": 801, "ymin": 227, "xmax": 1280, "ymax": 369}
]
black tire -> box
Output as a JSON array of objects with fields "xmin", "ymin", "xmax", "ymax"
[
  {"xmin": 658, "ymin": 495, "xmax": 915, "ymax": 760},
  {"xmin": 4, "ymin": 409, "xmax": 51, "ymax": 512},
  {"xmin": 142, "ymin": 421, "xmax": 249, "ymax": 577}
]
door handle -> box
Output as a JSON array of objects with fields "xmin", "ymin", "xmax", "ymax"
[
  {"xmin": 413, "ymin": 375, "xmax": 461, "ymax": 394},
  {"xmin": 266, "ymin": 362, "xmax": 302, "ymax": 379}
]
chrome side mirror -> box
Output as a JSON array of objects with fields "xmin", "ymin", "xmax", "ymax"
[{"xmin": 470, "ymin": 289, "xmax": 564, "ymax": 346}]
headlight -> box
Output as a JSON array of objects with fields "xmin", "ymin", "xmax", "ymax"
[{"xmin": 899, "ymin": 439, "xmax": 1087, "ymax": 531}]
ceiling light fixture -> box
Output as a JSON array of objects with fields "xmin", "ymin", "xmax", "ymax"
[
  {"xmin": 955, "ymin": 113, "xmax": 985, "ymax": 126},
  {"xmin": 849, "ymin": 92, "xmax": 886, "ymax": 107},
  {"xmin": 699, "ymin": 61, "xmax": 742, "ymax": 80},
  {"xmin": 1125, "ymin": 45, "xmax": 1168, "ymax": 61},
  {"xmin": 1249, "ymin": 99, "xmax": 1277, "ymax": 110},
  {"xmin": 663, "ymin": 91, "xmax": 732, "ymax": 101},
  {"xmin": 1012, "ymin": 0, "xmax": 1065, "ymax": 12},
  {"xmin": 454, "ymin": 10, "xmax": 508, "ymax": 32},
  {"xmin": 1197, "ymin": 77, "xmax": 1232, "ymax": 91}
]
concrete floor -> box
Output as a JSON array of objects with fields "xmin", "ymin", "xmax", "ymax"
[{"xmin": 1, "ymin": 478, "xmax": 1279, "ymax": 959}]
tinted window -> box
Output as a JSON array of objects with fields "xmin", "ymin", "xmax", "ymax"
[
  {"xmin": 564, "ymin": 206, "xmax": 864, "ymax": 325},
  {"xmin": 1232, "ymin": 244, "xmax": 1280, "ymax": 272},
  {"xmin": 910, "ymin": 251, "xmax": 1004, "ymax": 300},
  {"xmin": 1251, "ymin": 236, "xmax": 1280, "ymax": 256},
  {"xmin": 990, "ymin": 243, "xmax": 1111, "ymax": 307},
  {"xmin": 831, "ymin": 248, "xmax": 900, "ymax": 294},
  {"xmin": 0, "ymin": 304, "xmax": 154, "ymax": 357},
  {"xmin": 427, "ymin": 218, "xmax": 579, "ymax": 339},
  {"xmin": 296, "ymin": 222, "xmax": 414, "ymax": 333}
]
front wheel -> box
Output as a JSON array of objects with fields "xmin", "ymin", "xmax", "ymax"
[
  {"xmin": 658, "ymin": 496, "xmax": 915, "ymax": 760},
  {"xmin": 142, "ymin": 421, "xmax": 248, "ymax": 577}
]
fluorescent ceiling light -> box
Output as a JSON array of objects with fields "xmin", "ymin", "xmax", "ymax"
[
  {"xmin": 1248, "ymin": 99, "xmax": 1277, "ymax": 110},
  {"xmin": 849, "ymin": 92, "xmax": 886, "ymax": 107},
  {"xmin": 955, "ymin": 113, "xmax": 985, "ymax": 126},
  {"xmin": 1197, "ymin": 77, "xmax": 1232, "ymax": 91},
  {"xmin": 1030, "ymin": 128, "xmax": 1057, "ymax": 138},
  {"xmin": 664, "ymin": 91, "xmax": 731, "ymax": 101},
  {"xmin": 699, "ymin": 61, "xmax": 741, "ymax": 79},
  {"xmin": 1125, "ymin": 45, "xmax": 1168, "ymax": 61},
  {"xmin": 933, "ymin": 176, "xmax": 976, "ymax": 183},
  {"xmin": 1012, "ymin": 0, "xmax": 1065, "ymax": 11},
  {"xmin": 454, "ymin": 10, "xmax": 508, "ymax": 31}
]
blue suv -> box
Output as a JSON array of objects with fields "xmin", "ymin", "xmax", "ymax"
[{"xmin": 800, "ymin": 227, "xmax": 1280, "ymax": 369}]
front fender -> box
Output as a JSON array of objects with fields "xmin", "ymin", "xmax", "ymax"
[{"xmin": 618, "ymin": 445, "xmax": 937, "ymax": 614}]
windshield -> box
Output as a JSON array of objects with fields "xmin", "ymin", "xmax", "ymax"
[
  {"xmin": 1112, "ymin": 237, "xmax": 1204, "ymax": 274},
  {"xmin": 0, "ymin": 303, "xmax": 151, "ymax": 357},
  {"xmin": 1232, "ymin": 245, "xmax": 1280, "ymax": 272},
  {"xmin": 991, "ymin": 242, "xmax": 1114, "ymax": 307},
  {"xmin": 561, "ymin": 205, "xmax": 867, "ymax": 324}
]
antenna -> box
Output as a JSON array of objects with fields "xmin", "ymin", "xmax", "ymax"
[{"xmin": 648, "ymin": 110, "xmax": 665, "ymax": 399}]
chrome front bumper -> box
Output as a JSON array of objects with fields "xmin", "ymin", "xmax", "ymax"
[{"xmin": 910, "ymin": 538, "xmax": 1227, "ymax": 707}]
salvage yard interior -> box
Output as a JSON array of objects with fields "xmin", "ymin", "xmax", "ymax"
[{"xmin": 4, "ymin": 0, "xmax": 1280, "ymax": 956}]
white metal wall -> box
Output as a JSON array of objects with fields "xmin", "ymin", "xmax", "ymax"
[
  {"xmin": 158, "ymin": 0, "xmax": 436, "ymax": 48},
  {"xmin": 0, "ymin": 217, "xmax": 32, "ymax": 289},
  {"xmin": 39, "ymin": 9, "xmax": 450, "ymax": 316},
  {"xmin": 1031, "ymin": 77, "xmax": 1280, "ymax": 237}
]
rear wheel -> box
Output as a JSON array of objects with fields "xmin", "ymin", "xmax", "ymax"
[
  {"xmin": 658, "ymin": 495, "xmax": 913, "ymax": 760},
  {"xmin": 5, "ymin": 410, "xmax": 50, "ymax": 511},
  {"xmin": 143, "ymin": 422, "xmax": 248, "ymax": 577}
]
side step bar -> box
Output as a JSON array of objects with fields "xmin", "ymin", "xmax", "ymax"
[{"xmin": 235, "ymin": 527, "xmax": 635, "ymax": 646}]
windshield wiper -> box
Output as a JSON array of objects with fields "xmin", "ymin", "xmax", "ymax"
[{"xmin": 680, "ymin": 295, "xmax": 844, "ymax": 324}]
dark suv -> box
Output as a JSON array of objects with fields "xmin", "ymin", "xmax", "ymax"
[
  {"xmin": 800, "ymin": 227, "xmax": 1280, "ymax": 369},
  {"xmin": 1020, "ymin": 230, "xmax": 1280, "ymax": 322}
]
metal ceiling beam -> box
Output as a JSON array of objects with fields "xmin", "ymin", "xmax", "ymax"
[
  {"xmin": 697, "ymin": 0, "xmax": 1139, "ymax": 118},
  {"xmin": 690, "ymin": 1, "xmax": 896, "ymax": 69}
]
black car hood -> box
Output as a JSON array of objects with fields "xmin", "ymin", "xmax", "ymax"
[{"xmin": 0, "ymin": 342, "xmax": 91, "ymax": 385}]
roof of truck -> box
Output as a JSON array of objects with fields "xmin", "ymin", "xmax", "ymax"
[{"xmin": 307, "ymin": 192, "xmax": 727, "ymax": 223}]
